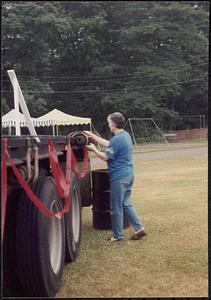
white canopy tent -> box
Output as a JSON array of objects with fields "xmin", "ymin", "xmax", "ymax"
[
  {"xmin": 34, "ymin": 109, "xmax": 92, "ymax": 135},
  {"xmin": 2, "ymin": 109, "xmax": 37, "ymax": 127},
  {"xmin": 2, "ymin": 109, "xmax": 37, "ymax": 135},
  {"xmin": 34, "ymin": 108, "xmax": 91, "ymax": 126},
  {"xmin": 2, "ymin": 108, "xmax": 92, "ymax": 135}
]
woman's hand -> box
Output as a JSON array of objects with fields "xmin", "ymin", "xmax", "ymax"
[
  {"xmin": 83, "ymin": 131, "xmax": 95, "ymax": 139},
  {"xmin": 86, "ymin": 143, "xmax": 109, "ymax": 161},
  {"xmin": 86, "ymin": 143, "xmax": 97, "ymax": 152},
  {"xmin": 83, "ymin": 131, "xmax": 109, "ymax": 148}
]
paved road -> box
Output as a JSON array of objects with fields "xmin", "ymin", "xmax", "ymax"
[
  {"xmin": 90, "ymin": 146, "xmax": 207, "ymax": 170},
  {"xmin": 133, "ymin": 146, "xmax": 207, "ymax": 161}
]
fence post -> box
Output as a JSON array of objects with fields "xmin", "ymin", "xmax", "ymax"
[
  {"xmin": 151, "ymin": 118, "xmax": 169, "ymax": 145},
  {"xmin": 128, "ymin": 118, "xmax": 137, "ymax": 147}
]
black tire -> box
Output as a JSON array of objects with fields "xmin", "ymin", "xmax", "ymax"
[
  {"xmin": 64, "ymin": 172, "xmax": 82, "ymax": 263},
  {"xmin": 3, "ymin": 188, "xmax": 23, "ymax": 296},
  {"xmin": 16, "ymin": 176, "xmax": 65, "ymax": 297}
]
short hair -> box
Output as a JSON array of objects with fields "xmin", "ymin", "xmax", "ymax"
[{"xmin": 107, "ymin": 112, "xmax": 126, "ymax": 129}]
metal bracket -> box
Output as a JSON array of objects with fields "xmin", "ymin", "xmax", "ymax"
[{"xmin": 7, "ymin": 69, "xmax": 40, "ymax": 143}]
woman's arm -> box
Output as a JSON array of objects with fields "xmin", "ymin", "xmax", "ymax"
[{"xmin": 86, "ymin": 143, "xmax": 109, "ymax": 161}]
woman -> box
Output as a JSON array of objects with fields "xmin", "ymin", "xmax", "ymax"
[{"xmin": 84, "ymin": 112, "xmax": 147, "ymax": 242}]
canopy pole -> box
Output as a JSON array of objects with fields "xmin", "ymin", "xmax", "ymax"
[
  {"xmin": 52, "ymin": 124, "xmax": 55, "ymax": 136},
  {"xmin": 8, "ymin": 126, "xmax": 12, "ymax": 136}
]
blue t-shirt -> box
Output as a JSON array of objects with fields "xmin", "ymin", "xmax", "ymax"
[{"xmin": 104, "ymin": 130, "xmax": 134, "ymax": 182}]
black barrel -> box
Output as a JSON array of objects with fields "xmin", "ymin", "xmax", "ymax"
[{"xmin": 92, "ymin": 169, "xmax": 130, "ymax": 230}]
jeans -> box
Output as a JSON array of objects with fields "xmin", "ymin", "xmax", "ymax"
[{"xmin": 110, "ymin": 173, "xmax": 143, "ymax": 239}]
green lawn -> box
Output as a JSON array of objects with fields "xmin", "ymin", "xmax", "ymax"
[{"xmin": 56, "ymin": 150, "xmax": 208, "ymax": 298}]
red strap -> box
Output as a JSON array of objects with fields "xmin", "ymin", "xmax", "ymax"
[
  {"xmin": 48, "ymin": 139, "xmax": 69, "ymax": 197},
  {"xmin": 2, "ymin": 139, "xmax": 8, "ymax": 240},
  {"xmin": 1, "ymin": 137, "xmax": 89, "ymax": 241},
  {"xmin": 65, "ymin": 140, "xmax": 72, "ymax": 192},
  {"xmin": 71, "ymin": 147, "xmax": 89, "ymax": 178},
  {"xmin": 48, "ymin": 138, "xmax": 71, "ymax": 215},
  {"xmin": 4, "ymin": 144, "xmax": 65, "ymax": 220},
  {"xmin": 6, "ymin": 153, "xmax": 62, "ymax": 218}
]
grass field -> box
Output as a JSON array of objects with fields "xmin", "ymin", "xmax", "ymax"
[{"xmin": 56, "ymin": 147, "xmax": 208, "ymax": 298}]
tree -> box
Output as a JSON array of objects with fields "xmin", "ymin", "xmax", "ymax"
[{"xmin": 2, "ymin": 1, "xmax": 208, "ymax": 133}]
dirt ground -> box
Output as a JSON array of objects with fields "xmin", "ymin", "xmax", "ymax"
[
  {"xmin": 172, "ymin": 128, "xmax": 208, "ymax": 140},
  {"xmin": 90, "ymin": 146, "xmax": 207, "ymax": 170}
]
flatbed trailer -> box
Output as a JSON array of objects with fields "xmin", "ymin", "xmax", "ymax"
[{"xmin": 2, "ymin": 133, "xmax": 92, "ymax": 297}]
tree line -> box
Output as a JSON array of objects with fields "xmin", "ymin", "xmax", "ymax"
[{"xmin": 2, "ymin": 1, "xmax": 208, "ymax": 134}]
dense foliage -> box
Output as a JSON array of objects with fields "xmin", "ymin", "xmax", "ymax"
[{"xmin": 2, "ymin": 1, "xmax": 208, "ymax": 133}]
